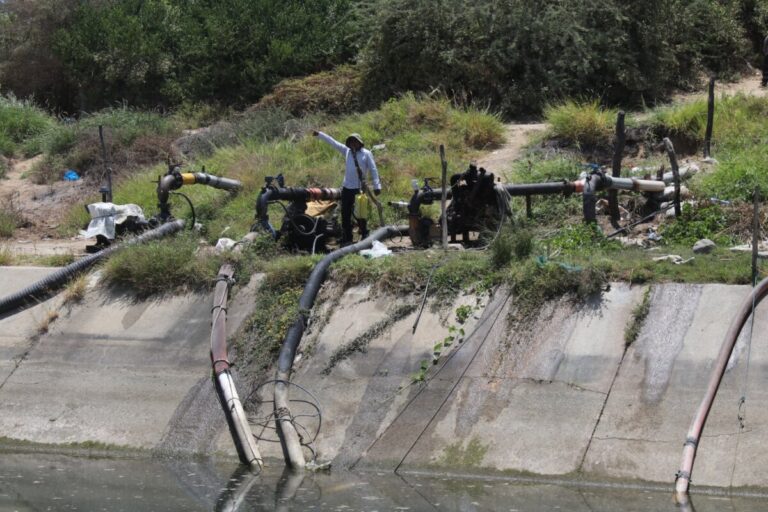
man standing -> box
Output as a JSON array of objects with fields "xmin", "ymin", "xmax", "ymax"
[
  {"xmin": 313, "ymin": 130, "xmax": 381, "ymax": 245},
  {"xmin": 763, "ymin": 34, "xmax": 768, "ymax": 87}
]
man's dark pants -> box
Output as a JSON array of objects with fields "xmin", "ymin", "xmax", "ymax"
[
  {"xmin": 763, "ymin": 54, "xmax": 768, "ymax": 86},
  {"xmin": 341, "ymin": 187, "xmax": 360, "ymax": 245}
]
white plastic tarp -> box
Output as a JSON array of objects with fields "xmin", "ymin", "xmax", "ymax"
[{"xmin": 80, "ymin": 202, "xmax": 146, "ymax": 240}]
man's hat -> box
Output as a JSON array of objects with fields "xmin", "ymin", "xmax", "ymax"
[{"xmin": 345, "ymin": 133, "xmax": 364, "ymax": 147}]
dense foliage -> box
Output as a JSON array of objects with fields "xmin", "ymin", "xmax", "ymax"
[
  {"xmin": 363, "ymin": 0, "xmax": 753, "ymax": 115},
  {"xmin": 0, "ymin": 0, "xmax": 766, "ymax": 116},
  {"xmin": 1, "ymin": 0, "xmax": 352, "ymax": 113}
]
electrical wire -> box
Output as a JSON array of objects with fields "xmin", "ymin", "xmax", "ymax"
[
  {"xmin": 244, "ymin": 379, "xmax": 324, "ymax": 461},
  {"xmin": 169, "ymin": 191, "xmax": 196, "ymax": 229}
]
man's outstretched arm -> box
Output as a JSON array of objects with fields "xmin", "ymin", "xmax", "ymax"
[{"xmin": 313, "ymin": 130, "xmax": 347, "ymax": 155}]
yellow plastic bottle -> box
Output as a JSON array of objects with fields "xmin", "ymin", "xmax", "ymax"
[{"xmin": 355, "ymin": 191, "xmax": 370, "ymax": 219}]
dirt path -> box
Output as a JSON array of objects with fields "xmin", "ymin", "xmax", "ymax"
[
  {"xmin": 0, "ymin": 156, "xmax": 88, "ymax": 257},
  {"xmin": 476, "ymin": 123, "xmax": 547, "ymax": 178},
  {"xmin": 675, "ymin": 70, "xmax": 767, "ymax": 101},
  {"xmin": 476, "ymin": 71, "xmax": 767, "ymax": 181}
]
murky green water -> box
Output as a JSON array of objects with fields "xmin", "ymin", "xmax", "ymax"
[{"xmin": 0, "ymin": 453, "xmax": 766, "ymax": 511}]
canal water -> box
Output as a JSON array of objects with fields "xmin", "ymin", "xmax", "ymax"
[{"xmin": 1, "ymin": 452, "xmax": 766, "ymax": 511}]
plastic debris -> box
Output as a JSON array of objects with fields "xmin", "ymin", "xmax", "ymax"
[
  {"xmin": 360, "ymin": 240, "xmax": 392, "ymax": 259},
  {"xmin": 215, "ymin": 238, "xmax": 238, "ymax": 252},
  {"xmin": 63, "ymin": 169, "xmax": 80, "ymax": 181},
  {"xmin": 79, "ymin": 202, "xmax": 145, "ymax": 240},
  {"xmin": 647, "ymin": 228, "xmax": 663, "ymax": 242},
  {"xmin": 730, "ymin": 243, "xmax": 768, "ymax": 259},
  {"xmin": 653, "ymin": 254, "xmax": 694, "ymax": 264}
]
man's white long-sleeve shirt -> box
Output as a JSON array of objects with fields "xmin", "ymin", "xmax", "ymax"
[{"xmin": 316, "ymin": 131, "xmax": 381, "ymax": 190}]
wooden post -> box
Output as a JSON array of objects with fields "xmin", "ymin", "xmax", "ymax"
[
  {"xmin": 663, "ymin": 137, "xmax": 682, "ymax": 217},
  {"xmin": 609, "ymin": 111, "xmax": 626, "ymax": 228},
  {"xmin": 98, "ymin": 125, "xmax": 113, "ymax": 203},
  {"xmin": 753, "ymin": 188, "xmax": 760, "ymax": 286},
  {"xmin": 439, "ymin": 145, "xmax": 448, "ymax": 250},
  {"xmin": 704, "ymin": 76, "xmax": 715, "ymax": 158}
]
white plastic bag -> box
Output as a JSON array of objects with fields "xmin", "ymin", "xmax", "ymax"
[
  {"xmin": 359, "ymin": 240, "xmax": 392, "ymax": 259},
  {"xmin": 215, "ymin": 237, "xmax": 237, "ymax": 253}
]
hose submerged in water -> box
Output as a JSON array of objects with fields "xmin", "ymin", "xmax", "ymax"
[
  {"xmin": 274, "ymin": 225, "xmax": 408, "ymax": 469},
  {"xmin": 0, "ymin": 219, "xmax": 186, "ymax": 317},
  {"xmin": 210, "ymin": 264, "xmax": 263, "ymax": 471}
]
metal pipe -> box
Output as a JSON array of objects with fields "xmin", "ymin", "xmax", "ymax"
[
  {"xmin": 157, "ymin": 171, "xmax": 242, "ymax": 221},
  {"xmin": 189, "ymin": 172, "xmax": 241, "ymax": 191},
  {"xmin": 0, "ymin": 219, "xmax": 186, "ymax": 317},
  {"xmin": 663, "ymin": 138, "xmax": 682, "ymax": 217},
  {"xmin": 211, "ymin": 264, "xmax": 263, "ymax": 470},
  {"xmin": 254, "ymin": 187, "xmax": 342, "ymax": 238},
  {"xmin": 674, "ymin": 277, "xmax": 768, "ymax": 499},
  {"xmin": 607, "ymin": 177, "xmax": 665, "ymax": 193},
  {"xmin": 275, "ymin": 224, "xmax": 408, "ymax": 469}
]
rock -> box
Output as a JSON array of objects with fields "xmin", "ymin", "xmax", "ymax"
[{"xmin": 693, "ymin": 239, "xmax": 716, "ymax": 254}]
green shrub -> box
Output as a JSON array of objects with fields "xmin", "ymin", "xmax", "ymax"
[
  {"xmin": 699, "ymin": 145, "xmax": 768, "ymax": 202},
  {"xmin": 548, "ymin": 223, "xmax": 621, "ymax": 255},
  {"xmin": 0, "ymin": 94, "xmax": 55, "ymax": 156},
  {"xmin": 362, "ymin": 0, "xmax": 750, "ymax": 116},
  {"xmin": 659, "ymin": 203, "xmax": 731, "ymax": 246},
  {"xmin": 491, "ymin": 226, "xmax": 533, "ymax": 268}
]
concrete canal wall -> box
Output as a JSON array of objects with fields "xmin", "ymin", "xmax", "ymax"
[{"xmin": 1, "ymin": 265, "xmax": 766, "ymax": 490}]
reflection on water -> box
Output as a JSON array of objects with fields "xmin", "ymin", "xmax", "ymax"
[{"xmin": 1, "ymin": 452, "xmax": 767, "ymax": 511}]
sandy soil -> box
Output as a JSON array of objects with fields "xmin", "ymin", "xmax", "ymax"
[{"xmin": 0, "ymin": 155, "xmax": 89, "ymax": 256}]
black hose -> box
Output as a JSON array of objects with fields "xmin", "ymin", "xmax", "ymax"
[
  {"xmin": 0, "ymin": 219, "xmax": 186, "ymax": 317},
  {"xmin": 276, "ymin": 225, "xmax": 408, "ymax": 374}
]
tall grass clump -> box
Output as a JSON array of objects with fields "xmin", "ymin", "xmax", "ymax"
[
  {"xmin": 0, "ymin": 208, "xmax": 24, "ymax": 238},
  {"xmin": 0, "ymin": 94, "xmax": 55, "ymax": 157},
  {"xmin": 651, "ymin": 99, "xmax": 708, "ymax": 141},
  {"xmin": 450, "ymin": 108, "xmax": 505, "ymax": 150},
  {"xmin": 699, "ymin": 145, "xmax": 768, "ymax": 202},
  {"xmin": 101, "ymin": 234, "xmax": 219, "ymax": 297},
  {"xmin": 491, "ymin": 225, "xmax": 534, "ymax": 269},
  {"xmin": 0, "ymin": 246, "xmax": 14, "ymax": 266},
  {"xmin": 649, "ymin": 94, "xmax": 768, "ymax": 201},
  {"xmin": 544, "ymin": 100, "xmax": 616, "ymax": 147},
  {"xmin": 506, "ymin": 258, "xmax": 608, "ymax": 320}
]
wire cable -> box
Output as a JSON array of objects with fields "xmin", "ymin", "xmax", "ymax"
[{"xmin": 169, "ymin": 191, "xmax": 196, "ymax": 229}]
